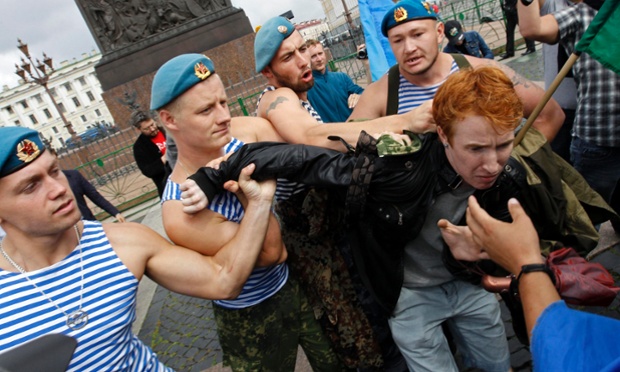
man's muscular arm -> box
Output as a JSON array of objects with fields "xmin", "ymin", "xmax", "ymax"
[
  {"xmin": 467, "ymin": 56, "xmax": 563, "ymax": 141},
  {"xmin": 109, "ymin": 164, "xmax": 279, "ymax": 300},
  {"xmin": 230, "ymin": 116, "xmax": 284, "ymax": 143},
  {"xmin": 258, "ymin": 87, "xmax": 435, "ymax": 151}
]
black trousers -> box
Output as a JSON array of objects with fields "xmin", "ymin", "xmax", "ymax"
[{"xmin": 505, "ymin": 10, "xmax": 536, "ymax": 54}]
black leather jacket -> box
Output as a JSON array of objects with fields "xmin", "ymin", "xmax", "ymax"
[
  {"xmin": 189, "ymin": 132, "xmax": 517, "ymax": 313},
  {"xmin": 188, "ymin": 131, "xmax": 614, "ymax": 314}
]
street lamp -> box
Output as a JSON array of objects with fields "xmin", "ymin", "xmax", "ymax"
[
  {"xmin": 14, "ymin": 38, "xmax": 81, "ymax": 146},
  {"xmin": 340, "ymin": 0, "xmax": 355, "ymax": 33}
]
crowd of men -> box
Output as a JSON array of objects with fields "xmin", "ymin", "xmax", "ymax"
[{"xmin": 0, "ymin": 0, "xmax": 618, "ymax": 371}]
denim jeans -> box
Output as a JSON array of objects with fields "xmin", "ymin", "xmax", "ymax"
[
  {"xmin": 570, "ymin": 136, "xmax": 620, "ymax": 209},
  {"xmin": 389, "ymin": 280, "xmax": 510, "ymax": 372}
]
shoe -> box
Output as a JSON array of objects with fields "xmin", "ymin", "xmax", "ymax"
[
  {"xmin": 522, "ymin": 48, "xmax": 536, "ymax": 56},
  {"xmin": 498, "ymin": 52, "xmax": 514, "ymax": 61}
]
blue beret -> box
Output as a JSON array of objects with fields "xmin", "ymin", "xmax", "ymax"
[
  {"xmin": 381, "ymin": 0, "xmax": 438, "ymax": 37},
  {"xmin": 254, "ymin": 17, "xmax": 295, "ymax": 73},
  {"xmin": 150, "ymin": 54, "xmax": 216, "ymax": 110},
  {"xmin": 0, "ymin": 126, "xmax": 46, "ymax": 178}
]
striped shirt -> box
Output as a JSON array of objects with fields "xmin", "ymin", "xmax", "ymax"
[
  {"xmin": 256, "ymin": 86, "xmax": 323, "ymax": 200},
  {"xmin": 161, "ymin": 137, "xmax": 288, "ymax": 309},
  {"xmin": 397, "ymin": 60, "xmax": 460, "ymax": 114},
  {"xmin": 0, "ymin": 220, "xmax": 171, "ymax": 372}
]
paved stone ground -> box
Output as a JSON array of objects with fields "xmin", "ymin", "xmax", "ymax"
[{"xmin": 135, "ymin": 47, "xmax": 620, "ymax": 371}]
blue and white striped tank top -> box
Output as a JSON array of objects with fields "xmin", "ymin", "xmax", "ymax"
[
  {"xmin": 161, "ymin": 138, "xmax": 288, "ymax": 309},
  {"xmin": 256, "ymin": 86, "xmax": 323, "ymax": 201},
  {"xmin": 0, "ymin": 220, "xmax": 171, "ymax": 372},
  {"xmin": 397, "ymin": 60, "xmax": 460, "ymax": 114}
]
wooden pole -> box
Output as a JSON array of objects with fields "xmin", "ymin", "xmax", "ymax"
[{"xmin": 514, "ymin": 52, "xmax": 581, "ymax": 146}]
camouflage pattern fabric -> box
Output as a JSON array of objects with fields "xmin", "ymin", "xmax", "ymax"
[
  {"xmin": 212, "ymin": 277, "xmax": 345, "ymax": 371},
  {"xmin": 376, "ymin": 132, "xmax": 422, "ymax": 157},
  {"xmin": 275, "ymin": 188, "xmax": 385, "ymax": 370}
]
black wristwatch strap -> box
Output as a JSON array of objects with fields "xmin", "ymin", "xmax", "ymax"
[
  {"xmin": 520, "ymin": 0, "xmax": 534, "ymax": 6},
  {"xmin": 510, "ymin": 263, "xmax": 556, "ymax": 299}
]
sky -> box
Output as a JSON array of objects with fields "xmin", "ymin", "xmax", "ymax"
[{"xmin": 0, "ymin": 0, "xmax": 326, "ymax": 89}]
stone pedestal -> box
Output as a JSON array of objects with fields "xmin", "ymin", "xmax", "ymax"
[
  {"xmin": 102, "ymin": 31, "xmax": 257, "ymax": 130},
  {"xmin": 75, "ymin": 1, "xmax": 257, "ymax": 128},
  {"xmin": 95, "ymin": 8, "xmax": 253, "ymax": 91}
]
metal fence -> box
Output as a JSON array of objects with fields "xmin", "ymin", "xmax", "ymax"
[{"xmin": 58, "ymin": 0, "xmax": 521, "ymax": 219}]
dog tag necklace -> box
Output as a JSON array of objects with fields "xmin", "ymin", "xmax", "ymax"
[{"xmin": 0, "ymin": 225, "xmax": 89, "ymax": 330}]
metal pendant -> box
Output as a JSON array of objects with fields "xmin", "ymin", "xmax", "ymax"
[{"xmin": 67, "ymin": 310, "xmax": 89, "ymax": 330}]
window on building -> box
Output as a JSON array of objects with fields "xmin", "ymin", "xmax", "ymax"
[
  {"xmin": 63, "ymin": 82, "xmax": 72, "ymax": 92},
  {"xmin": 72, "ymin": 97, "xmax": 81, "ymax": 107},
  {"xmin": 52, "ymin": 127, "xmax": 59, "ymax": 134},
  {"xmin": 58, "ymin": 103, "xmax": 66, "ymax": 113},
  {"xmin": 20, "ymin": 100, "xmax": 28, "ymax": 109},
  {"xmin": 34, "ymin": 94, "xmax": 43, "ymax": 103},
  {"xmin": 95, "ymin": 109, "xmax": 102, "ymax": 116},
  {"xmin": 43, "ymin": 108, "xmax": 52, "ymax": 119},
  {"xmin": 29, "ymin": 114, "xmax": 38, "ymax": 124},
  {"xmin": 78, "ymin": 76, "xmax": 87, "ymax": 86},
  {"xmin": 81, "ymin": 115, "xmax": 87, "ymax": 122},
  {"xmin": 14, "ymin": 120, "xmax": 20, "ymax": 126},
  {"xmin": 50, "ymin": 87, "xmax": 57, "ymax": 97},
  {"xmin": 86, "ymin": 91, "xmax": 96, "ymax": 102},
  {"xmin": 4, "ymin": 106, "xmax": 13, "ymax": 114}
]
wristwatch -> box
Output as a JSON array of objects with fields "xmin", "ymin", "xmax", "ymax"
[
  {"xmin": 520, "ymin": 0, "xmax": 534, "ymax": 6},
  {"xmin": 510, "ymin": 263, "xmax": 556, "ymax": 298}
]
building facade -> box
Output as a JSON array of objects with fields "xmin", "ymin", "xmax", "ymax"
[
  {"xmin": 318, "ymin": 0, "xmax": 360, "ymax": 35},
  {"xmin": 296, "ymin": 19, "xmax": 331, "ymax": 41},
  {"xmin": 0, "ymin": 51, "xmax": 115, "ymax": 150}
]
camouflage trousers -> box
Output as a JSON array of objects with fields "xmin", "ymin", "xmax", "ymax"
[
  {"xmin": 213, "ymin": 276, "xmax": 346, "ymax": 372},
  {"xmin": 275, "ymin": 189, "xmax": 385, "ymax": 370}
]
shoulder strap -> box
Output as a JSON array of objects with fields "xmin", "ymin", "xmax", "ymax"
[
  {"xmin": 450, "ymin": 53, "xmax": 472, "ymax": 70},
  {"xmin": 386, "ymin": 64, "xmax": 401, "ymax": 116}
]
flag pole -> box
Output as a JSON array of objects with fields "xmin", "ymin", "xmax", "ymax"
[{"xmin": 514, "ymin": 52, "xmax": 581, "ymax": 146}]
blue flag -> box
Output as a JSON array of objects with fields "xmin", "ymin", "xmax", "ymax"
[{"xmin": 358, "ymin": 0, "xmax": 397, "ymax": 81}]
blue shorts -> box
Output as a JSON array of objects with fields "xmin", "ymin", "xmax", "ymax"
[{"xmin": 389, "ymin": 280, "xmax": 510, "ymax": 372}]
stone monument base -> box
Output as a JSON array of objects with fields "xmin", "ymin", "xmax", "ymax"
[{"xmin": 98, "ymin": 8, "xmax": 259, "ymax": 128}]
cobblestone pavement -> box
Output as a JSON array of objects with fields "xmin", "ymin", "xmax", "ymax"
[{"xmin": 136, "ymin": 47, "xmax": 620, "ymax": 371}]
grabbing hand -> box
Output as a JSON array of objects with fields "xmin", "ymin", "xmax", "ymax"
[
  {"xmin": 405, "ymin": 100, "xmax": 436, "ymax": 134},
  {"xmin": 180, "ymin": 179, "xmax": 209, "ymax": 214},
  {"xmin": 438, "ymin": 219, "xmax": 489, "ymax": 261},
  {"xmin": 224, "ymin": 163, "xmax": 276, "ymax": 206},
  {"xmin": 115, "ymin": 213, "xmax": 126, "ymax": 223},
  {"xmin": 466, "ymin": 196, "xmax": 543, "ymax": 275},
  {"xmin": 205, "ymin": 152, "xmax": 233, "ymax": 170}
]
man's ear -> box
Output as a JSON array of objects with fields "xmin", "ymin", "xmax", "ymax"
[
  {"xmin": 261, "ymin": 66, "xmax": 274, "ymax": 79},
  {"xmin": 437, "ymin": 125, "xmax": 449, "ymax": 145},
  {"xmin": 436, "ymin": 21, "xmax": 445, "ymax": 44},
  {"xmin": 158, "ymin": 110, "xmax": 178, "ymax": 131}
]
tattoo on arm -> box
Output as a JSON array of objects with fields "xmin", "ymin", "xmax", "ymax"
[
  {"xmin": 510, "ymin": 72, "xmax": 532, "ymax": 89},
  {"xmin": 497, "ymin": 64, "xmax": 532, "ymax": 89},
  {"xmin": 266, "ymin": 96, "xmax": 289, "ymax": 116}
]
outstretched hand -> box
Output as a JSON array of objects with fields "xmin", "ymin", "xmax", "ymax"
[
  {"xmin": 438, "ymin": 218, "xmax": 489, "ymax": 261},
  {"xmin": 466, "ymin": 196, "xmax": 543, "ymax": 275}
]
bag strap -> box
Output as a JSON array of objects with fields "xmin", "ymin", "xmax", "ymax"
[
  {"xmin": 386, "ymin": 64, "xmax": 401, "ymax": 116},
  {"xmin": 450, "ymin": 53, "xmax": 472, "ymax": 70},
  {"xmin": 386, "ymin": 55, "xmax": 469, "ymax": 116}
]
